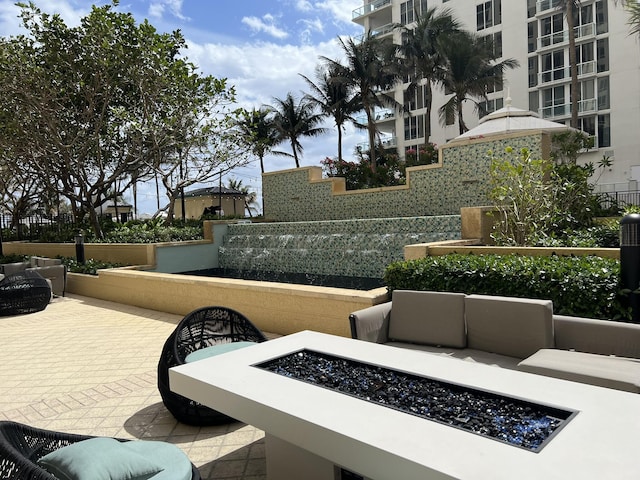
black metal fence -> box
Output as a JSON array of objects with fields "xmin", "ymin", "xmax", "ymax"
[
  {"xmin": 598, "ymin": 190, "xmax": 640, "ymax": 212},
  {"xmin": 0, "ymin": 214, "xmax": 78, "ymax": 242}
]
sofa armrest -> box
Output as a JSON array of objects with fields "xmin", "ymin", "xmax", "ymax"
[{"xmin": 349, "ymin": 302, "xmax": 392, "ymax": 343}]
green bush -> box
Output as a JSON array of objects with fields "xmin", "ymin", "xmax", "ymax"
[
  {"xmin": 0, "ymin": 254, "xmax": 29, "ymax": 264},
  {"xmin": 383, "ymin": 253, "xmax": 628, "ymax": 321},
  {"xmin": 59, "ymin": 257, "xmax": 125, "ymax": 275}
]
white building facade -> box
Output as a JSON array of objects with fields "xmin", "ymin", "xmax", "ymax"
[{"xmin": 352, "ymin": 0, "xmax": 640, "ymax": 198}]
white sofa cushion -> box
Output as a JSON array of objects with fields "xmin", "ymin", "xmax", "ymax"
[
  {"xmin": 465, "ymin": 294, "xmax": 553, "ymax": 359},
  {"xmin": 388, "ymin": 290, "xmax": 466, "ymax": 348}
]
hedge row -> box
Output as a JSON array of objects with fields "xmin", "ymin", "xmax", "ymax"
[{"xmin": 383, "ymin": 253, "xmax": 628, "ymax": 321}]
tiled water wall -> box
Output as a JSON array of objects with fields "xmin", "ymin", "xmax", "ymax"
[{"xmin": 218, "ymin": 216, "xmax": 461, "ymax": 279}]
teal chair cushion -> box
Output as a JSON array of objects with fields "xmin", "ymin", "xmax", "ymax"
[
  {"xmin": 37, "ymin": 437, "xmax": 192, "ymax": 480},
  {"xmin": 185, "ymin": 341, "xmax": 257, "ymax": 363}
]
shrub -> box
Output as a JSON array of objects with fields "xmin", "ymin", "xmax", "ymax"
[
  {"xmin": 59, "ymin": 257, "xmax": 125, "ymax": 275},
  {"xmin": 383, "ymin": 253, "xmax": 628, "ymax": 321}
]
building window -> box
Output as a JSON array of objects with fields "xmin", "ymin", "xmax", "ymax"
[
  {"xmin": 484, "ymin": 31, "xmax": 502, "ymax": 57},
  {"xmin": 528, "ymin": 57, "xmax": 538, "ymax": 87},
  {"xmin": 477, "ymin": 0, "xmax": 501, "ymax": 31},
  {"xmin": 400, "ymin": 0, "xmax": 427, "ymax": 25},
  {"xmin": 404, "ymin": 84, "xmax": 429, "ymax": 111},
  {"xmin": 598, "ymin": 114, "xmax": 611, "ymax": 148},
  {"xmin": 597, "ymin": 38, "xmax": 609, "ymax": 73},
  {"xmin": 478, "ymin": 98, "xmax": 504, "ymax": 118},
  {"xmin": 540, "ymin": 13, "xmax": 564, "ymax": 48},
  {"xmin": 528, "ymin": 21, "xmax": 537, "ymax": 53},
  {"xmin": 404, "ymin": 114, "xmax": 425, "ymax": 140},
  {"xmin": 597, "ymin": 76, "xmax": 610, "ymax": 110},
  {"xmin": 529, "ymin": 91, "xmax": 539, "ymax": 113},
  {"xmin": 575, "ymin": 42, "xmax": 595, "ymax": 76},
  {"xmin": 541, "ymin": 85, "xmax": 565, "ymax": 118},
  {"xmin": 486, "ymin": 75, "xmax": 503, "ymax": 94},
  {"xmin": 579, "ymin": 79, "xmax": 596, "ymax": 113},
  {"xmin": 541, "ymin": 49, "xmax": 565, "ymax": 83},
  {"xmin": 527, "ymin": 0, "xmax": 536, "ymax": 18},
  {"xmin": 596, "ymin": 0, "xmax": 608, "ymax": 34}
]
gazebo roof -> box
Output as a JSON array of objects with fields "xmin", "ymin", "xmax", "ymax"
[{"xmin": 449, "ymin": 97, "xmax": 574, "ymax": 144}]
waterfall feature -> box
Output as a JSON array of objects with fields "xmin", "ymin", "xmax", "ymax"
[{"xmin": 218, "ymin": 216, "xmax": 461, "ymax": 279}]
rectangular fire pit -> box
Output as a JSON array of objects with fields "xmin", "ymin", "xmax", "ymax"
[
  {"xmin": 255, "ymin": 349, "xmax": 575, "ymax": 452},
  {"xmin": 170, "ymin": 330, "xmax": 640, "ymax": 480}
]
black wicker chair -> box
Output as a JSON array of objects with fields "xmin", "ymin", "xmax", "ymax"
[
  {"xmin": 158, "ymin": 306, "xmax": 267, "ymax": 425},
  {"xmin": 0, "ymin": 421, "xmax": 201, "ymax": 479},
  {"xmin": 0, "ymin": 271, "xmax": 51, "ymax": 317}
]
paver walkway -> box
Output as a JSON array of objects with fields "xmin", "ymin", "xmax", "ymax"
[{"xmin": 0, "ymin": 294, "xmax": 268, "ymax": 479}]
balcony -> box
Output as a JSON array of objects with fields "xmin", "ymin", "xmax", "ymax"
[
  {"xmin": 538, "ymin": 61, "xmax": 597, "ymax": 85},
  {"xmin": 539, "ymin": 98, "xmax": 598, "ymax": 119},
  {"xmin": 536, "ymin": 0, "xmax": 562, "ymax": 14},
  {"xmin": 352, "ymin": 0, "xmax": 392, "ymax": 20},
  {"xmin": 538, "ymin": 23, "xmax": 596, "ymax": 50},
  {"xmin": 356, "ymin": 136, "xmax": 397, "ymax": 152},
  {"xmin": 355, "ymin": 23, "xmax": 395, "ymax": 42},
  {"xmin": 355, "ymin": 109, "xmax": 396, "ymax": 127}
]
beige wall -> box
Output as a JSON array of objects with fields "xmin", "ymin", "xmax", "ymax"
[{"xmin": 67, "ymin": 269, "xmax": 389, "ymax": 337}]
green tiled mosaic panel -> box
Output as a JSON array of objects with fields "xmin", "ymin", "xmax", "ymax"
[{"xmin": 218, "ymin": 216, "xmax": 461, "ymax": 278}]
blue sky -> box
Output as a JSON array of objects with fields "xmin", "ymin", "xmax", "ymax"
[{"xmin": 0, "ymin": 0, "xmax": 364, "ymax": 215}]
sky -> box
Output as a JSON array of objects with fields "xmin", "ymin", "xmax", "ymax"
[{"xmin": 0, "ymin": 0, "xmax": 365, "ymax": 215}]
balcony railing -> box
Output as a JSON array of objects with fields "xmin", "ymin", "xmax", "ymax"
[
  {"xmin": 355, "ymin": 23, "xmax": 395, "ymax": 42},
  {"xmin": 539, "ymin": 98, "xmax": 597, "ymax": 119},
  {"xmin": 352, "ymin": 0, "xmax": 392, "ymax": 19},
  {"xmin": 537, "ymin": 0, "xmax": 562, "ymax": 14},
  {"xmin": 356, "ymin": 136, "xmax": 397, "ymax": 152},
  {"xmin": 538, "ymin": 61, "xmax": 596, "ymax": 84},
  {"xmin": 538, "ymin": 23, "xmax": 596, "ymax": 50}
]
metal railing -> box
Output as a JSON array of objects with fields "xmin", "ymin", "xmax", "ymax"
[
  {"xmin": 539, "ymin": 98, "xmax": 597, "ymax": 119},
  {"xmin": 352, "ymin": 0, "xmax": 392, "ymax": 19},
  {"xmin": 598, "ymin": 191, "xmax": 640, "ymax": 211},
  {"xmin": 538, "ymin": 23, "xmax": 596, "ymax": 50}
]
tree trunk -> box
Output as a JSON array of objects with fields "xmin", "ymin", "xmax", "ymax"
[
  {"xmin": 366, "ymin": 106, "xmax": 377, "ymax": 171},
  {"xmin": 337, "ymin": 124, "xmax": 343, "ymax": 162}
]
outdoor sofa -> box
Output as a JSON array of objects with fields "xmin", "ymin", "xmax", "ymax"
[
  {"xmin": 349, "ymin": 290, "xmax": 640, "ymax": 393},
  {"xmin": 0, "ymin": 256, "xmax": 66, "ymax": 297}
]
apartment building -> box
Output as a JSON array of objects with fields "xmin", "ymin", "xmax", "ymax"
[{"xmin": 352, "ymin": 0, "xmax": 640, "ymax": 196}]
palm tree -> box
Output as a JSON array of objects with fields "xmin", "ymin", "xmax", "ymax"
[
  {"xmin": 300, "ymin": 64, "xmax": 360, "ymax": 162},
  {"xmin": 438, "ymin": 31, "xmax": 519, "ymax": 135},
  {"xmin": 269, "ymin": 92, "xmax": 326, "ymax": 168},
  {"xmin": 235, "ymin": 107, "xmax": 279, "ymax": 174},
  {"xmin": 398, "ymin": 6, "xmax": 461, "ymax": 143},
  {"xmin": 615, "ymin": 0, "xmax": 640, "ymax": 37},
  {"xmin": 557, "ymin": 1, "xmax": 582, "ymax": 129},
  {"xmin": 227, "ymin": 178, "xmax": 258, "ymax": 217},
  {"xmin": 321, "ymin": 33, "xmax": 403, "ymax": 170}
]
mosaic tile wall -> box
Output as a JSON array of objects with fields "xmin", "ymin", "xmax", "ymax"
[
  {"xmin": 218, "ymin": 215, "xmax": 461, "ymax": 278},
  {"xmin": 262, "ymin": 134, "xmax": 545, "ymax": 222}
]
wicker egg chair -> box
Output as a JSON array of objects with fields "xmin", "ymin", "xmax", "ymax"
[
  {"xmin": 0, "ymin": 271, "xmax": 51, "ymax": 317},
  {"xmin": 157, "ymin": 306, "xmax": 267, "ymax": 425},
  {"xmin": 0, "ymin": 421, "xmax": 201, "ymax": 480}
]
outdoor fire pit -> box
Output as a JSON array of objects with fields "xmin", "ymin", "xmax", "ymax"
[{"xmin": 256, "ymin": 349, "xmax": 574, "ymax": 452}]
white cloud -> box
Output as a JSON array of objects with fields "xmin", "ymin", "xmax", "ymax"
[
  {"xmin": 314, "ymin": 0, "xmax": 363, "ymax": 25},
  {"xmin": 241, "ymin": 14, "xmax": 289, "ymax": 40},
  {"xmin": 148, "ymin": 0, "xmax": 189, "ymax": 21},
  {"xmin": 298, "ymin": 17, "xmax": 325, "ymax": 44},
  {"xmin": 296, "ymin": 0, "xmax": 314, "ymax": 12}
]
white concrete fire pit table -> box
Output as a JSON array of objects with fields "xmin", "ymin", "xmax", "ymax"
[{"xmin": 170, "ymin": 330, "xmax": 640, "ymax": 480}]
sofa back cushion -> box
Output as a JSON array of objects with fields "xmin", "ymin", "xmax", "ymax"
[
  {"xmin": 554, "ymin": 315, "xmax": 640, "ymax": 359},
  {"xmin": 388, "ymin": 290, "xmax": 466, "ymax": 348},
  {"xmin": 465, "ymin": 295, "xmax": 553, "ymax": 359}
]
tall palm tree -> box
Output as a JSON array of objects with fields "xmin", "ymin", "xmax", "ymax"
[
  {"xmin": 557, "ymin": 1, "xmax": 582, "ymax": 129},
  {"xmin": 235, "ymin": 107, "xmax": 279, "ymax": 174},
  {"xmin": 438, "ymin": 31, "xmax": 519, "ymax": 135},
  {"xmin": 269, "ymin": 92, "xmax": 326, "ymax": 168},
  {"xmin": 227, "ymin": 177, "xmax": 258, "ymax": 217},
  {"xmin": 398, "ymin": 6, "xmax": 461, "ymax": 143},
  {"xmin": 615, "ymin": 0, "xmax": 640, "ymax": 37},
  {"xmin": 300, "ymin": 64, "xmax": 360, "ymax": 162},
  {"xmin": 321, "ymin": 33, "xmax": 403, "ymax": 170}
]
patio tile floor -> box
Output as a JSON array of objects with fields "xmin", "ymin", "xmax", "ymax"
[{"xmin": 0, "ymin": 294, "xmax": 271, "ymax": 479}]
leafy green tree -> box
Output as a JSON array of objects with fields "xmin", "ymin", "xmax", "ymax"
[
  {"xmin": 321, "ymin": 34, "xmax": 403, "ymax": 171},
  {"xmin": 439, "ymin": 31, "xmax": 519, "ymax": 135},
  {"xmin": 235, "ymin": 107, "xmax": 280, "ymax": 174},
  {"xmin": 489, "ymin": 147, "xmax": 555, "ymax": 246},
  {"xmin": 269, "ymin": 92, "xmax": 326, "ymax": 168},
  {"xmin": 398, "ymin": 6, "xmax": 461, "ymax": 143},
  {"xmin": 0, "ymin": 1, "xmax": 246, "ymax": 236}
]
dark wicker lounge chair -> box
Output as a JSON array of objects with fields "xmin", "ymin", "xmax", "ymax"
[
  {"xmin": 0, "ymin": 421, "xmax": 201, "ymax": 479},
  {"xmin": 0, "ymin": 271, "xmax": 51, "ymax": 317},
  {"xmin": 158, "ymin": 306, "xmax": 267, "ymax": 425}
]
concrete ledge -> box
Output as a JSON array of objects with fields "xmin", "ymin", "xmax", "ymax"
[{"xmin": 67, "ymin": 269, "xmax": 389, "ymax": 337}]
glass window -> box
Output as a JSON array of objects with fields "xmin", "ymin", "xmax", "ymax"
[
  {"xmin": 597, "ymin": 76, "xmax": 610, "ymax": 110},
  {"xmin": 528, "ymin": 57, "xmax": 538, "ymax": 88},
  {"xmin": 541, "ymin": 49, "xmax": 565, "ymax": 83},
  {"xmin": 596, "ymin": 0, "xmax": 608, "ymax": 34},
  {"xmin": 529, "ymin": 91, "xmax": 539, "ymax": 113},
  {"xmin": 598, "ymin": 114, "xmax": 611, "ymax": 148},
  {"xmin": 528, "ymin": 22, "xmax": 537, "ymax": 53},
  {"xmin": 527, "ymin": 0, "xmax": 536, "ymax": 18},
  {"xmin": 401, "ymin": 1, "xmax": 415, "ymax": 25},
  {"xmin": 404, "ymin": 114, "xmax": 425, "ymax": 140},
  {"xmin": 477, "ymin": 1, "xmax": 499, "ymax": 30},
  {"xmin": 597, "ymin": 38, "xmax": 609, "ymax": 73},
  {"xmin": 540, "ymin": 13, "xmax": 565, "ymax": 48}
]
